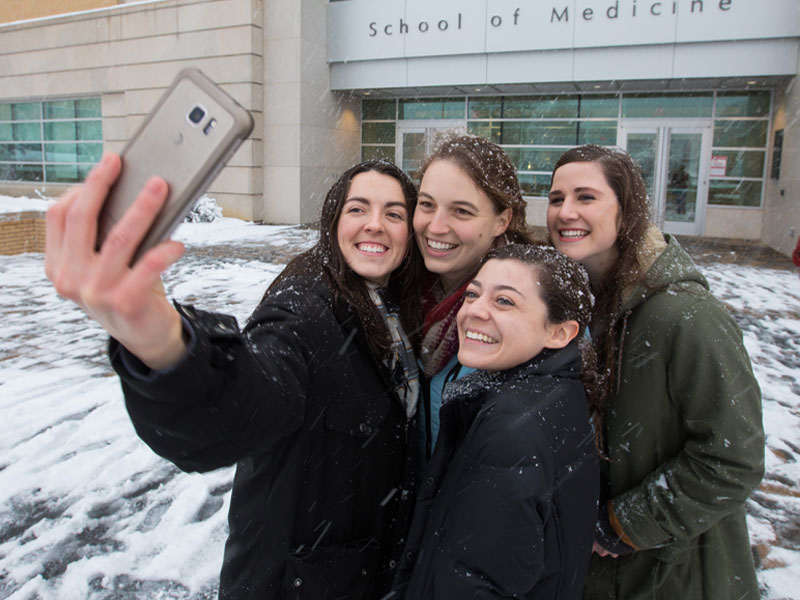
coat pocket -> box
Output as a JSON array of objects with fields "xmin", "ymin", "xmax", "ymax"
[{"xmin": 279, "ymin": 538, "xmax": 376, "ymax": 599}]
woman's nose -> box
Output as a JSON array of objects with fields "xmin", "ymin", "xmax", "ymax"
[
  {"xmin": 364, "ymin": 211, "xmax": 384, "ymax": 233},
  {"xmin": 557, "ymin": 196, "xmax": 579, "ymax": 220},
  {"xmin": 427, "ymin": 209, "xmax": 450, "ymax": 234}
]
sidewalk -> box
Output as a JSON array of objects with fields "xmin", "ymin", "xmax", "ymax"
[{"xmin": 675, "ymin": 236, "xmax": 796, "ymax": 270}]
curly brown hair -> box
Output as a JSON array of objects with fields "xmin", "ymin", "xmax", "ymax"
[{"xmin": 419, "ymin": 133, "xmax": 532, "ymax": 245}]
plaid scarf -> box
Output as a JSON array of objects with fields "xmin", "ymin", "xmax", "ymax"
[
  {"xmin": 419, "ymin": 277, "xmax": 470, "ymax": 378},
  {"xmin": 369, "ymin": 286, "xmax": 420, "ymax": 418}
]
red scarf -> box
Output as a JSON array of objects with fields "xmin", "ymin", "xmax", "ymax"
[{"xmin": 420, "ymin": 277, "xmax": 470, "ymax": 377}]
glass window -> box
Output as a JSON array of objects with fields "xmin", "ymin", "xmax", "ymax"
[
  {"xmin": 469, "ymin": 98, "xmax": 502, "ymax": 119},
  {"xmin": 579, "ymin": 95, "xmax": 619, "ymax": 118},
  {"xmin": 715, "ymin": 92, "xmax": 770, "ymax": 118},
  {"xmin": 44, "ymin": 122, "xmax": 77, "ymax": 141},
  {"xmin": 507, "ymin": 121, "xmax": 578, "ymax": 146},
  {"xmin": 578, "ymin": 121, "xmax": 618, "ymax": 145},
  {"xmin": 362, "ymin": 99, "xmax": 395, "ymax": 120},
  {"xmin": 0, "ymin": 97, "xmax": 102, "ymax": 184},
  {"xmin": 78, "ymin": 142, "xmax": 103, "ymax": 162},
  {"xmin": 518, "ymin": 173, "xmax": 553, "ymax": 197},
  {"xmin": 713, "ymin": 120, "xmax": 768, "ymax": 147},
  {"xmin": 709, "ymin": 150, "xmax": 765, "ymax": 179},
  {"xmin": 14, "ymin": 122, "xmax": 41, "ymax": 141},
  {"xmin": 361, "ymin": 145, "xmax": 395, "ymax": 162},
  {"xmin": 46, "ymin": 164, "xmax": 82, "ymax": 183},
  {"xmin": 362, "ymin": 122, "xmax": 395, "ymax": 144},
  {"xmin": 13, "ymin": 103, "xmax": 40, "ymax": 121},
  {"xmin": 78, "ymin": 120, "xmax": 102, "ymax": 140},
  {"xmin": 0, "ymin": 163, "xmax": 43, "ymax": 181},
  {"xmin": 45, "ymin": 143, "xmax": 77, "ymax": 163},
  {"xmin": 511, "ymin": 147, "xmax": 565, "ymax": 173},
  {"xmin": 467, "ymin": 121, "xmax": 502, "ymax": 144},
  {"xmin": 44, "ymin": 100, "xmax": 77, "ymax": 119},
  {"xmin": 707, "ymin": 179, "xmax": 762, "ymax": 207},
  {"xmin": 76, "ymin": 98, "xmax": 102, "ymax": 118},
  {"xmin": 505, "ymin": 96, "xmax": 578, "ymax": 119},
  {"xmin": 399, "ymin": 98, "xmax": 464, "ymax": 120},
  {"xmin": 622, "ymin": 93, "xmax": 713, "ymax": 118}
]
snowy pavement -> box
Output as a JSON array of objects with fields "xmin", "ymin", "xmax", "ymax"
[{"xmin": 1, "ymin": 214, "xmax": 799, "ymax": 599}]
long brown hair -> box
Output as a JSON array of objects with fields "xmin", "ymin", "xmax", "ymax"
[
  {"xmin": 550, "ymin": 145, "xmax": 651, "ymax": 400},
  {"xmin": 263, "ymin": 160, "xmax": 424, "ymax": 358},
  {"xmin": 419, "ymin": 134, "xmax": 532, "ymax": 245},
  {"xmin": 483, "ymin": 244, "xmax": 600, "ymax": 424}
]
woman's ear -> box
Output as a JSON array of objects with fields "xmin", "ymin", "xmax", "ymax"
[
  {"xmin": 493, "ymin": 207, "xmax": 512, "ymax": 237},
  {"xmin": 544, "ymin": 320, "xmax": 580, "ymax": 349}
]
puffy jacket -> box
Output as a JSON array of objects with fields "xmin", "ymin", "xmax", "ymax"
[
  {"xmin": 111, "ymin": 273, "xmax": 417, "ymax": 600},
  {"xmin": 584, "ymin": 234, "xmax": 765, "ymax": 600},
  {"xmin": 394, "ymin": 343, "xmax": 599, "ymax": 599}
]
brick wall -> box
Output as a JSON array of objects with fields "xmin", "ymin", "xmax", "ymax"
[{"xmin": 0, "ymin": 212, "xmax": 46, "ymax": 255}]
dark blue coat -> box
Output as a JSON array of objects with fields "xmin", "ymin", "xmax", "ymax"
[{"xmin": 393, "ymin": 344, "xmax": 599, "ymax": 599}]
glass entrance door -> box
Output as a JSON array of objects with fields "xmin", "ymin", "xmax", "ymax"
[
  {"xmin": 396, "ymin": 121, "xmax": 465, "ymax": 182},
  {"xmin": 619, "ymin": 121, "xmax": 712, "ymax": 236}
]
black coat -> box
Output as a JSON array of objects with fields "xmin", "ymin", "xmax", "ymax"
[
  {"xmin": 111, "ymin": 274, "xmax": 417, "ymax": 600},
  {"xmin": 393, "ymin": 344, "xmax": 599, "ymax": 599}
]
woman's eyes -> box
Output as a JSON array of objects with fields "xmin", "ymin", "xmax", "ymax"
[
  {"xmin": 548, "ymin": 194, "xmax": 596, "ymax": 204},
  {"xmin": 387, "ymin": 211, "xmax": 406, "ymax": 220},
  {"xmin": 464, "ymin": 289, "xmax": 479, "ymax": 300},
  {"xmin": 496, "ymin": 296, "xmax": 514, "ymax": 307},
  {"xmin": 418, "ymin": 200, "xmax": 435, "ymax": 210}
]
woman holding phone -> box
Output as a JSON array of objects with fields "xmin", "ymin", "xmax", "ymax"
[
  {"xmin": 547, "ymin": 144, "xmax": 764, "ymax": 599},
  {"xmin": 45, "ymin": 155, "xmax": 424, "ymax": 599},
  {"xmin": 413, "ymin": 134, "xmax": 532, "ymax": 462}
]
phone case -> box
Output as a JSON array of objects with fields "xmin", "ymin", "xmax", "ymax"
[{"xmin": 96, "ymin": 67, "xmax": 254, "ymax": 263}]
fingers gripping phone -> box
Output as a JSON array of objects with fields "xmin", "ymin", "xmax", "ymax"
[{"xmin": 96, "ymin": 67, "xmax": 254, "ymax": 264}]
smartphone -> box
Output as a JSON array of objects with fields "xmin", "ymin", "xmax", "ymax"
[{"xmin": 96, "ymin": 67, "xmax": 254, "ymax": 263}]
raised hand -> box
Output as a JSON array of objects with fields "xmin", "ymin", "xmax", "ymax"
[{"xmin": 45, "ymin": 153, "xmax": 188, "ymax": 369}]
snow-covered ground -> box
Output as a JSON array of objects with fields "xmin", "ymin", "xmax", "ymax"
[{"xmin": 0, "ymin": 196, "xmax": 798, "ymax": 599}]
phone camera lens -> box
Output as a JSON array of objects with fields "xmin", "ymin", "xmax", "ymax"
[{"xmin": 188, "ymin": 106, "xmax": 206, "ymax": 124}]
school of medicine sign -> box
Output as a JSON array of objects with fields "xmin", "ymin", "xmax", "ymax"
[{"xmin": 327, "ymin": 0, "xmax": 800, "ymax": 63}]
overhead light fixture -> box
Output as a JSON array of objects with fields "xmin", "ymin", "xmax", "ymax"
[
  {"xmin": 746, "ymin": 80, "xmax": 758, "ymax": 85},
  {"xmin": 593, "ymin": 84, "xmax": 603, "ymax": 89}
]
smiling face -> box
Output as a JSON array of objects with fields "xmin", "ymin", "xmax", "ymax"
[
  {"xmin": 547, "ymin": 161, "xmax": 622, "ymax": 285},
  {"xmin": 456, "ymin": 258, "xmax": 574, "ymax": 372},
  {"xmin": 336, "ymin": 170, "xmax": 410, "ymax": 286},
  {"xmin": 414, "ymin": 160, "xmax": 511, "ymax": 291}
]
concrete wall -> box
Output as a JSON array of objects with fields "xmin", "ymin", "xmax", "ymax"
[
  {"xmin": 763, "ymin": 76, "xmax": 800, "ymax": 257},
  {"xmin": 0, "ymin": 0, "xmax": 263, "ymax": 221},
  {"xmin": 261, "ymin": 0, "xmax": 360, "ymax": 224},
  {"xmin": 0, "ymin": 0, "xmax": 118, "ymax": 24}
]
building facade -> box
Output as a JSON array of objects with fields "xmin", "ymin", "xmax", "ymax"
[{"xmin": 1, "ymin": 0, "xmax": 798, "ymax": 254}]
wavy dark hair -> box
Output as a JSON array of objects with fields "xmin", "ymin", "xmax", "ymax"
[
  {"xmin": 549, "ymin": 145, "xmax": 651, "ymax": 401},
  {"xmin": 483, "ymin": 244, "xmax": 601, "ymax": 428},
  {"xmin": 419, "ymin": 133, "xmax": 533, "ymax": 245},
  {"xmin": 263, "ymin": 160, "xmax": 424, "ymax": 359}
]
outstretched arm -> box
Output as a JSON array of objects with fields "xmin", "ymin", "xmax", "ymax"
[{"xmin": 45, "ymin": 153, "xmax": 187, "ymax": 369}]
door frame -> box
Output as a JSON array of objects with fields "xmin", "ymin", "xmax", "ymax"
[
  {"xmin": 618, "ymin": 119, "xmax": 713, "ymax": 236},
  {"xmin": 396, "ymin": 120, "xmax": 466, "ymax": 175}
]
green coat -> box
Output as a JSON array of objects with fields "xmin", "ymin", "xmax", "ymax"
[{"xmin": 584, "ymin": 235, "xmax": 765, "ymax": 600}]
